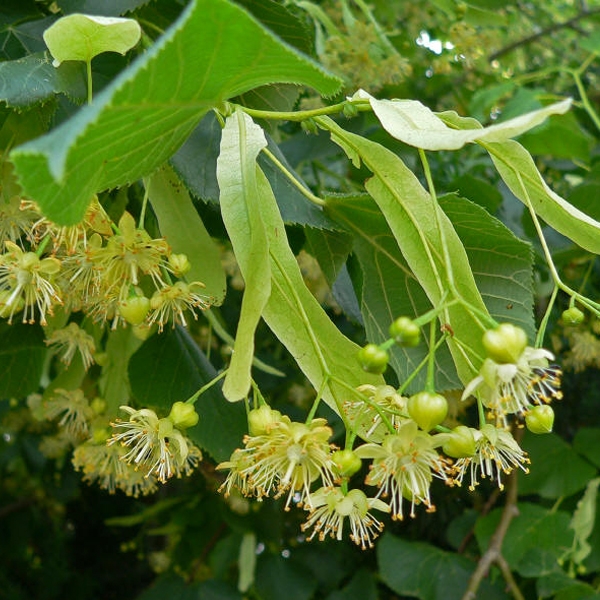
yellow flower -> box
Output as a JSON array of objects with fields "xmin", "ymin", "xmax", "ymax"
[
  {"xmin": 217, "ymin": 416, "xmax": 336, "ymax": 510},
  {"xmin": 301, "ymin": 487, "xmax": 389, "ymax": 549},
  {"xmin": 109, "ymin": 405, "xmax": 199, "ymax": 483},
  {"xmin": 451, "ymin": 424, "xmax": 530, "ymax": 491},
  {"xmin": 355, "ymin": 421, "xmax": 449, "ymax": 520},
  {"xmin": 45, "ymin": 322, "xmax": 96, "ymax": 369}
]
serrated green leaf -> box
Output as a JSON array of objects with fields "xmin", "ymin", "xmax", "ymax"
[
  {"xmin": 43, "ymin": 14, "xmax": 142, "ymax": 66},
  {"xmin": 475, "ymin": 503, "xmax": 573, "ymax": 577},
  {"xmin": 146, "ymin": 163, "xmax": 226, "ymax": 305},
  {"xmin": 326, "ymin": 194, "xmax": 460, "ymax": 391},
  {"xmin": 171, "ymin": 112, "xmax": 221, "ymax": 203},
  {"xmin": 304, "ymin": 226, "xmax": 353, "ymax": 285},
  {"xmin": 217, "ymin": 110, "xmax": 271, "ymax": 401},
  {"xmin": 128, "ymin": 326, "xmax": 247, "ymax": 462},
  {"xmin": 11, "ymin": 0, "xmax": 342, "ymax": 225},
  {"xmin": 57, "ymin": 0, "xmax": 152, "ymax": 16},
  {"xmin": 235, "ymin": 0, "xmax": 313, "ymax": 56},
  {"xmin": 519, "ymin": 433, "xmax": 598, "ymax": 499},
  {"xmin": 259, "ymin": 140, "xmax": 340, "ymax": 229},
  {"xmin": 0, "ymin": 15, "xmax": 52, "ymax": 61},
  {"xmin": 0, "ymin": 54, "xmax": 86, "ymax": 108},
  {"xmin": 377, "ymin": 533, "xmax": 509, "ymax": 600},
  {"xmin": 440, "ymin": 193, "xmax": 535, "ymax": 338},
  {"xmin": 320, "ymin": 116, "xmax": 492, "ymax": 386},
  {"xmin": 357, "ymin": 89, "xmax": 571, "ymax": 151},
  {"xmin": 0, "ymin": 322, "xmax": 46, "ymax": 398}
]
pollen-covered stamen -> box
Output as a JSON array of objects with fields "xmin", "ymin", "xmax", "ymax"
[
  {"xmin": 528, "ymin": 365, "xmax": 563, "ymax": 403},
  {"xmin": 355, "ymin": 421, "xmax": 449, "ymax": 521}
]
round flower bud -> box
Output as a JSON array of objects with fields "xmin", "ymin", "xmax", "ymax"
[
  {"xmin": 482, "ymin": 323, "xmax": 528, "ymax": 364},
  {"xmin": 389, "ymin": 317, "xmax": 421, "ymax": 347},
  {"xmin": 168, "ymin": 401, "xmax": 199, "ymax": 429},
  {"xmin": 525, "ymin": 405, "xmax": 554, "ymax": 434},
  {"xmin": 169, "ymin": 253, "xmax": 191, "ymax": 276},
  {"xmin": 442, "ymin": 425, "xmax": 476, "ymax": 458},
  {"xmin": 332, "ymin": 449, "xmax": 362, "ymax": 477},
  {"xmin": 90, "ymin": 397, "xmax": 107, "ymax": 416},
  {"xmin": 357, "ymin": 344, "xmax": 389, "ymax": 374},
  {"xmin": 407, "ymin": 391, "xmax": 448, "ymax": 431},
  {"xmin": 118, "ymin": 295, "xmax": 150, "ymax": 325},
  {"xmin": 561, "ymin": 307, "xmax": 584, "ymax": 325},
  {"xmin": 247, "ymin": 405, "xmax": 282, "ymax": 436}
]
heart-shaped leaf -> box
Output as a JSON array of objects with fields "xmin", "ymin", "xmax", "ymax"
[{"xmin": 43, "ymin": 14, "xmax": 141, "ymax": 66}]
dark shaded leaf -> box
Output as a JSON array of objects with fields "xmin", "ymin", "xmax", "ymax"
[
  {"xmin": 519, "ymin": 432, "xmax": 598, "ymax": 499},
  {"xmin": 128, "ymin": 326, "xmax": 247, "ymax": 462},
  {"xmin": 0, "ymin": 321, "xmax": 46, "ymax": 398}
]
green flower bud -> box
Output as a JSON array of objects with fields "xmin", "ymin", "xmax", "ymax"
[
  {"xmin": 407, "ymin": 391, "xmax": 448, "ymax": 431},
  {"xmin": 357, "ymin": 343, "xmax": 389, "ymax": 374},
  {"xmin": 562, "ymin": 307, "xmax": 584, "ymax": 325},
  {"xmin": 247, "ymin": 405, "xmax": 282, "ymax": 436},
  {"xmin": 118, "ymin": 295, "xmax": 150, "ymax": 325},
  {"xmin": 332, "ymin": 449, "xmax": 362, "ymax": 477},
  {"xmin": 525, "ymin": 405, "xmax": 554, "ymax": 434},
  {"xmin": 90, "ymin": 397, "xmax": 106, "ymax": 416},
  {"xmin": 482, "ymin": 323, "xmax": 528, "ymax": 364},
  {"xmin": 442, "ymin": 425, "xmax": 476, "ymax": 458},
  {"xmin": 169, "ymin": 253, "xmax": 191, "ymax": 276},
  {"xmin": 389, "ymin": 316, "xmax": 421, "ymax": 347},
  {"xmin": 168, "ymin": 401, "xmax": 199, "ymax": 429}
]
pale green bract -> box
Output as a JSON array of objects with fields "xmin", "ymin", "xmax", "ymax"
[
  {"xmin": 354, "ymin": 89, "xmax": 572, "ymax": 151},
  {"xmin": 43, "ymin": 14, "xmax": 142, "ymax": 67}
]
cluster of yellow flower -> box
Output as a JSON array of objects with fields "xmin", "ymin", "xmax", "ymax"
[
  {"xmin": 217, "ymin": 323, "xmax": 563, "ymax": 550},
  {"xmin": 0, "ymin": 197, "xmax": 210, "ymax": 343}
]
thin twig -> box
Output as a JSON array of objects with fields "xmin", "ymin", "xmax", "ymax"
[
  {"xmin": 489, "ymin": 7, "xmax": 600, "ymax": 62},
  {"xmin": 461, "ymin": 428, "xmax": 525, "ymax": 600}
]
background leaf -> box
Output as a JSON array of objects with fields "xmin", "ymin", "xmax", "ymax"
[
  {"xmin": 128, "ymin": 326, "xmax": 247, "ymax": 462},
  {"xmin": 11, "ymin": 0, "xmax": 342, "ymax": 225},
  {"xmin": 377, "ymin": 533, "xmax": 509, "ymax": 600},
  {"xmin": 518, "ymin": 433, "xmax": 598, "ymax": 499},
  {"xmin": 0, "ymin": 54, "xmax": 86, "ymax": 108},
  {"xmin": 475, "ymin": 503, "xmax": 573, "ymax": 577},
  {"xmin": 0, "ymin": 322, "xmax": 46, "ymax": 398}
]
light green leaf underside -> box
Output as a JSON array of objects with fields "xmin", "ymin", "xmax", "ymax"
[
  {"xmin": 218, "ymin": 111, "xmax": 271, "ymax": 401},
  {"xmin": 11, "ymin": 0, "xmax": 341, "ymax": 225},
  {"xmin": 358, "ymin": 88, "xmax": 571, "ymax": 151},
  {"xmin": 320, "ymin": 116, "xmax": 491, "ymax": 385},
  {"xmin": 482, "ymin": 139, "xmax": 600, "ymax": 254},
  {"xmin": 146, "ymin": 163, "xmax": 226, "ymax": 305},
  {"xmin": 43, "ymin": 14, "xmax": 142, "ymax": 66}
]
